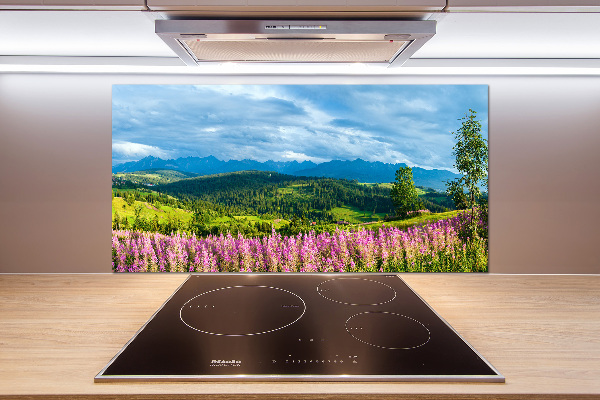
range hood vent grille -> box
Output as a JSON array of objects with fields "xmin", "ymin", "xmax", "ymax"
[
  {"xmin": 156, "ymin": 20, "xmax": 436, "ymax": 67},
  {"xmin": 182, "ymin": 39, "xmax": 409, "ymax": 63}
]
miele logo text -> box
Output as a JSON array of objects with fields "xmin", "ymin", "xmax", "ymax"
[{"xmin": 210, "ymin": 359, "xmax": 242, "ymax": 367}]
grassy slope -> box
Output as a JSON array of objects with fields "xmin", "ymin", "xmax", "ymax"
[
  {"xmin": 278, "ymin": 183, "xmax": 392, "ymax": 224},
  {"xmin": 112, "ymin": 197, "xmax": 193, "ymax": 225},
  {"xmin": 276, "ymin": 183, "xmax": 313, "ymax": 199},
  {"xmin": 330, "ymin": 205, "xmax": 387, "ymax": 224},
  {"xmin": 360, "ymin": 210, "xmax": 462, "ymax": 232}
]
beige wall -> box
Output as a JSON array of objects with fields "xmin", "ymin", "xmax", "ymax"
[{"xmin": 0, "ymin": 73, "xmax": 599, "ymax": 273}]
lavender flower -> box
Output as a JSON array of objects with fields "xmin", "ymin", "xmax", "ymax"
[{"xmin": 112, "ymin": 213, "xmax": 488, "ymax": 273}]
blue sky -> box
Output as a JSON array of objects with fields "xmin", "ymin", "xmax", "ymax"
[{"xmin": 112, "ymin": 84, "xmax": 488, "ymax": 171}]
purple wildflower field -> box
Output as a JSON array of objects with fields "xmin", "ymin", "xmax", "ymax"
[{"xmin": 112, "ymin": 213, "xmax": 487, "ymax": 273}]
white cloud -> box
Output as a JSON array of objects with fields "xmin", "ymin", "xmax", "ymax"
[
  {"xmin": 280, "ymin": 150, "xmax": 329, "ymax": 164},
  {"xmin": 201, "ymin": 85, "xmax": 283, "ymax": 101},
  {"xmin": 112, "ymin": 141, "xmax": 171, "ymax": 160},
  {"xmin": 202, "ymin": 85, "xmax": 334, "ymax": 127},
  {"xmin": 112, "ymin": 84, "xmax": 486, "ymax": 170},
  {"xmin": 400, "ymin": 98, "xmax": 438, "ymax": 112}
]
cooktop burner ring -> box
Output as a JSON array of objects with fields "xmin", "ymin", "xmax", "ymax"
[
  {"xmin": 316, "ymin": 277, "xmax": 397, "ymax": 305},
  {"xmin": 179, "ymin": 285, "xmax": 306, "ymax": 337},
  {"xmin": 345, "ymin": 311, "xmax": 431, "ymax": 350}
]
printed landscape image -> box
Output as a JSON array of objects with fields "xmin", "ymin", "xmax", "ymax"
[{"xmin": 112, "ymin": 85, "xmax": 488, "ymax": 273}]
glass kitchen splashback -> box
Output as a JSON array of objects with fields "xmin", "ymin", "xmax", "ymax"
[{"xmin": 111, "ymin": 84, "xmax": 488, "ymax": 273}]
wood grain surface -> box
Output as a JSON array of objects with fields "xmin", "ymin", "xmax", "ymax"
[{"xmin": 0, "ymin": 273, "xmax": 598, "ymax": 399}]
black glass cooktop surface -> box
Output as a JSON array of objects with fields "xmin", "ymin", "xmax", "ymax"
[{"xmin": 96, "ymin": 274, "xmax": 503, "ymax": 382}]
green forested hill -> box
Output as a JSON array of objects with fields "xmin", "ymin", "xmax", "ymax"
[
  {"xmin": 153, "ymin": 170, "xmax": 453, "ymax": 222},
  {"xmin": 154, "ymin": 170, "xmax": 395, "ymax": 221},
  {"xmin": 112, "ymin": 169, "xmax": 457, "ymax": 237}
]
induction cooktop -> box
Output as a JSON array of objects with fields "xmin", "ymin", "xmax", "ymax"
[{"xmin": 95, "ymin": 274, "xmax": 504, "ymax": 382}]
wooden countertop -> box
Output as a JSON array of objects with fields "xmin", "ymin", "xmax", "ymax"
[{"xmin": 0, "ymin": 273, "xmax": 598, "ymax": 399}]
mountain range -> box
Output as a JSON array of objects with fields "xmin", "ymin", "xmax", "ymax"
[{"xmin": 112, "ymin": 156, "xmax": 460, "ymax": 192}]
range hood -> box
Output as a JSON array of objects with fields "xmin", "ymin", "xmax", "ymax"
[{"xmin": 155, "ymin": 20, "xmax": 436, "ymax": 67}]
